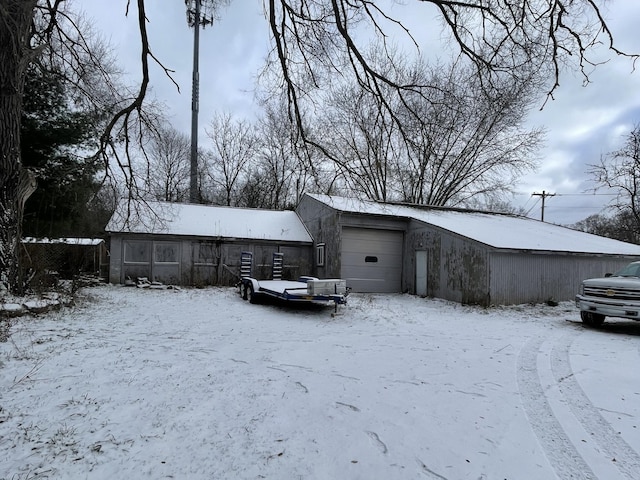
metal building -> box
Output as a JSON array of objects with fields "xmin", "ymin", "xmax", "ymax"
[
  {"xmin": 295, "ymin": 194, "xmax": 408, "ymax": 293},
  {"xmin": 106, "ymin": 200, "xmax": 313, "ymax": 287},
  {"xmin": 296, "ymin": 193, "xmax": 640, "ymax": 305}
]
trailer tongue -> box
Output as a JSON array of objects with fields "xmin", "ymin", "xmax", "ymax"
[{"xmin": 237, "ymin": 252, "xmax": 348, "ymax": 311}]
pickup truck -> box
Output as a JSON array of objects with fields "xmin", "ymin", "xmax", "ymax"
[{"xmin": 575, "ymin": 261, "xmax": 640, "ymax": 326}]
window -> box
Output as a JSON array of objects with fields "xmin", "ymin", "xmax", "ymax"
[
  {"xmin": 154, "ymin": 242, "xmax": 179, "ymax": 264},
  {"xmin": 316, "ymin": 243, "xmax": 326, "ymax": 267},
  {"xmin": 124, "ymin": 241, "xmax": 150, "ymax": 264}
]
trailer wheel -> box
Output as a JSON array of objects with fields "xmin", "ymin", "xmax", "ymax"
[{"xmin": 247, "ymin": 284, "xmax": 256, "ymax": 304}]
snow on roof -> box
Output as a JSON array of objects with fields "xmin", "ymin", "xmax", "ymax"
[
  {"xmin": 22, "ymin": 237, "xmax": 104, "ymax": 246},
  {"xmin": 105, "ymin": 200, "xmax": 312, "ymax": 243},
  {"xmin": 306, "ymin": 193, "xmax": 640, "ymax": 255}
]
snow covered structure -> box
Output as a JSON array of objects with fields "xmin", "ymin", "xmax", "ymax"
[
  {"xmin": 104, "ymin": 196, "xmax": 640, "ymax": 306},
  {"xmin": 295, "ymin": 193, "xmax": 640, "ymax": 305},
  {"xmin": 105, "ymin": 201, "xmax": 313, "ymax": 286}
]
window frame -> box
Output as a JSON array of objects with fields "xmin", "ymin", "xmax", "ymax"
[{"xmin": 316, "ymin": 243, "xmax": 326, "ymax": 267}]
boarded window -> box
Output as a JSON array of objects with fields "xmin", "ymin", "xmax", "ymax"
[{"xmin": 194, "ymin": 242, "xmax": 218, "ymax": 265}]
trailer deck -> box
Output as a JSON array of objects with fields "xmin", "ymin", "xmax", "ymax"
[
  {"xmin": 240, "ymin": 278, "xmax": 347, "ymax": 305},
  {"xmin": 237, "ymin": 252, "xmax": 348, "ymax": 310}
]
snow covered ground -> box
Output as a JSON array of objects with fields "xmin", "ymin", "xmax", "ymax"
[{"xmin": 1, "ymin": 286, "xmax": 639, "ymax": 479}]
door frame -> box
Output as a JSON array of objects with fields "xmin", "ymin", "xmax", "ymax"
[{"xmin": 415, "ymin": 250, "xmax": 428, "ymax": 297}]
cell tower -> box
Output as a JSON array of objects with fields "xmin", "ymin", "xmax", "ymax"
[{"xmin": 185, "ymin": 1, "xmax": 214, "ymax": 203}]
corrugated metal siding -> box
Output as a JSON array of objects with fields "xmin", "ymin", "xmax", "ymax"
[{"xmin": 489, "ymin": 253, "xmax": 637, "ymax": 305}]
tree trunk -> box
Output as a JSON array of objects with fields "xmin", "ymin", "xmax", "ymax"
[{"xmin": 0, "ymin": 1, "xmax": 38, "ymax": 294}]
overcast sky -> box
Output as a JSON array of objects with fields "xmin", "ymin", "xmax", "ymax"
[{"xmin": 76, "ymin": 0, "xmax": 640, "ymax": 226}]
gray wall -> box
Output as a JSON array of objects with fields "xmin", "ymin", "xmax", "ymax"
[
  {"xmin": 109, "ymin": 234, "xmax": 312, "ymax": 286},
  {"xmin": 488, "ymin": 252, "xmax": 637, "ymax": 305},
  {"xmin": 406, "ymin": 220, "xmax": 491, "ymax": 304},
  {"xmin": 406, "ymin": 218, "xmax": 639, "ymax": 306},
  {"xmin": 295, "ymin": 196, "xmax": 343, "ymax": 279}
]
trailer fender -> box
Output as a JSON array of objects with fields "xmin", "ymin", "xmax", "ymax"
[{"xmin": 240, "ymin": 278, "xmax": 261, "ymax": 302}]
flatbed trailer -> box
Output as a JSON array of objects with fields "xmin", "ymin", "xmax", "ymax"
[
  {"xmin": 239, "ymin": 277, "xmax": 348, "ymax": 306},
  {"xmin": 236, "ymin": 252, "xmax": 348, "ymax": 310}
]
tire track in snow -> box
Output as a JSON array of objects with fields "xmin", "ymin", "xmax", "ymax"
[
  {"xmin": 550, "ymin": 333, "xmax": 640, "ymax": 480},
  {"xmin": 415, "ymin": 457, "xmax": 448, "ymax": 479},
  {"xmin": 517, "ymin": 335, "xmax": 598, "ymax": 479},
  {"xmin": 365, "ymin": 430, "xmax": 388, "ymax": 454}
]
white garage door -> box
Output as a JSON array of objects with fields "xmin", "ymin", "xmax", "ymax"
[{"xmin": 341, "ymin": 227, "xmax": 403, "ymax": 293}]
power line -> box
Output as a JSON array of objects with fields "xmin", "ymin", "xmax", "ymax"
[
  {"xmin": 545, "ymin": 206, "xmax": 610, "ymax": 210},
  {"xmin": 552, "ymin": 193, "xmax": 617, "ymax": 197},
  {"xmin": 513, "ymin": 192, "xmax": 617, "ymax": 197},
  {"xmin": 522, "ymin": 189, "xmax": 617, "ymax": 223},
  {"xmin": 524, "ymin": 198, "xmax": 540, "ymax": 218}
]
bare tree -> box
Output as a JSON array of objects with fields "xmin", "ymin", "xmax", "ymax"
[
  {"xmin": 396, "ymin": 61, "xmax": 544, "ymax": 206},
  {"xmin": 317, "ymin": 81, "xmax": 399, "ymax": 201},
  {"xmin": 571, "ymin": 212, "xmax": 638, "ymax": 244},
  {"xmin": 267, "ymin": 0, "xmax": 638, "ymax": 162},
  {"xmin": 236, "ymin": 110, "xmax": 297, "ymax": 209},
  {"xmin": 588, "ymin": 124, "xmax": 640, "ymax": 238},
  {"xmin": 260, "ymin": 105, "xmax": 302, "ymax": 208},
  {"xmin": 204, "ymin": 112, "xmax": 259, "ymax": 206},
  {"xmin": 143, "ymin": 125, "xmax": 191, "ymax": 202},
  {"xmin": 314, "ymin": 55, "xmax": 543, "ymax": 205},
  {"xmin": 250, "ymin": 101, "xmax": 332, "ymax": 209}
]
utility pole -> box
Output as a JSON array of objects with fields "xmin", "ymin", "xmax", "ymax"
[
  {"xmin": 532, "ymin": 190, "xmax": 555, "ymax": 222},
  {"xmin": 185, "ymin": 1, "xmax": 213, "ymax": 203}
]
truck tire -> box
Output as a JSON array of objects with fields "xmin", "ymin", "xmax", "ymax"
[{"xmin": 581, "ymin": 311, "xmax": 605, "ymax": 327}]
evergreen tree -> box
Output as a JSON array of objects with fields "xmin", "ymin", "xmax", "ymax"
[{"xmin": 20, "ymin": 67, "xmax": 105, "ymax": 238}]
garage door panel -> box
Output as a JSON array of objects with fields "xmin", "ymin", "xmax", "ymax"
[
  {"xmin": 342, "ymin": 233, "xmax": 401, "ymax": 251},
  {"xmin": 341, "ymin": 227, "xmax": 403, "ymax": 293},
  {"xmin": 341, "ymin": 252, "xmax": 402, "ymax": 268},
  {"xmin": 342, "ymin": 247, "xmax": 402, "ymax": 260},
  {"xmin": 342, "ymin": 266, "xmax": 401, "ymax": 284}
]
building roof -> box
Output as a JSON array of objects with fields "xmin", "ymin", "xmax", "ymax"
[
  {"xmin": 23, "ymin": 237, "xmax": 104, "ymax": 246},
  {"xmin": 305, "ymin": 193, "xmax": 640, "ymax": 255},
  {"xmin": 106, "ymin": 200, "xmax": 313, "ymax": 243}
]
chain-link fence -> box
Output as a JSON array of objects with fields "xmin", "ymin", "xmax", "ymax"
[{"xmin": 20, "ymin": 238, "xmax": 109, "ymax": 291}]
